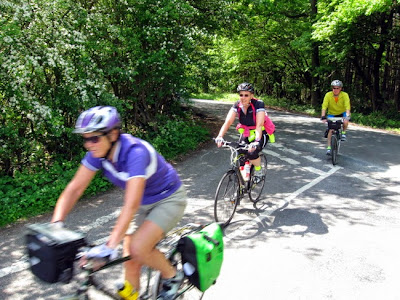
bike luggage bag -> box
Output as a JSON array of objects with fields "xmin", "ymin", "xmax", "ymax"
[
  {"xmin": 25, "ymin": 223, "xmax": 86, "ymax": 284},
  {"xmin": 177, "ymin": 223, "xmax": 224, "ymax": 292}
]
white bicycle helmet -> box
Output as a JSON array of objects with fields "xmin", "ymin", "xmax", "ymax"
[
  {"xmin": 331, "ymin": 80, "xmax": 343, "ymax": 87},
  {"xmin": 74, "ymin": 106, "xmax": 121, "ymax": 134}
]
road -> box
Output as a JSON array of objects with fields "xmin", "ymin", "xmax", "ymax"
[{"xmin": 1, "ymin": 99, "xmax": 400, "ymax": 299}]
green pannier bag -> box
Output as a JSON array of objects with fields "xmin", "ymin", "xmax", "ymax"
[{"xmin": 177, "ymin": 223, "xmax": 224, "ymax": 292}]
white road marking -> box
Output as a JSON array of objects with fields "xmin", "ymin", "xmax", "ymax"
[
  {"xmin": 265, "ymin": 150, "xmax": 300, "ymax": 165},
  {"xmin": 303, "ymin": 166, "xmax": 326, "ymax": 176},
  {"xmin": 348, "ymin": 173, "xmax": 379, "ymax": 185},
  {"xmin": 281, "ymin": 148, "xmax": 302, "ymax": 155},
  {"xmin": 225, "ymin": 166, "xmax": 342, "ymax": 241},
  {"xmin": 304, "ymin": 155, "xmax": 321, "ymax": 162}
]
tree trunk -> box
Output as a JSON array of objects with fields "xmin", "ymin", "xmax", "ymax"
[{"xmin": 310, "ymin": 0, "xmax": 321, "ymax": 107}]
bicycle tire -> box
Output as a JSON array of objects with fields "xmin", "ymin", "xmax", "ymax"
[
  {"xmin": 214, "ymin": 170, "xmax": 240, "ymax": 226},
  {"xmin": 331, "ymin": 134, "xmax": 338, "ymax": 165},
  {"xmin": 248, "ymin": 154, "xmax": 267, "ymax": 202},
  {"xmin": 152, "ymin": 248, "xmax": 204, "ymax": 300}
]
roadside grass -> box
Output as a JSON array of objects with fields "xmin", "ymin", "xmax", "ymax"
[{"xmin": 190, "ymin": 93, "xmax": 400, "ymax": 133}]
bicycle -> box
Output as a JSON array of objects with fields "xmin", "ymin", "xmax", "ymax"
[
  {"xmin": 326, "ymin": 117, "xmax": 344, "ymax": 165},
  {"xmin": 214, "ymin": 139, "xmax": 267, "ymax": 226},
  {"xmin": 26, "ymin": 222, "xmax": 206, "ymax": 300}
]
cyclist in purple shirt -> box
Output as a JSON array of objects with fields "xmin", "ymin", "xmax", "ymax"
[{"xmin": 51, "ymin": 106, "xmax": 187, "ymax": 299}]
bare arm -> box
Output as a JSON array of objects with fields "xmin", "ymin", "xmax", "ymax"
[
  {"xmin": 321, "ymin": 109, "xmax": 327, "ymax": 122},
  {"xmin": 52, "ymin": 164, "xmax": 96, "ymax": 222},
  {"xmin": 255, "ymin": 111, "xmax": 265, "ymax": 141},
  {"xmin": 217, "ymin": 109, "xmax": 236, "ymax": 139},
  {"xmin": 107, "ymin": 177, "xmax": 145, "ymax": 248}
]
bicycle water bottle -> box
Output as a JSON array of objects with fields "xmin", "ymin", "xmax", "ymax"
[
  {"xmin": 117, "ymin": 280, "xmax": 139, "ymax": 300},
  {"xmin": 240, "ymin": 165, "xmax": 247, "ymax": 180},
  {"xmin": 244, "ymin": 161, "xmax": 251, "ymax": 181}
]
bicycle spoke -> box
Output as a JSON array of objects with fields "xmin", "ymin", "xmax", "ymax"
[
  {"xmin": 152, "ymin": 250, "xmax": 203, "ymax": 300},
  {"xmin": 214, "ymin": 171, "xmax": 239, "ymax": 226},
  {"xmin": 248, "ymin": 154, "xmax": 267, "ymax": 202}
]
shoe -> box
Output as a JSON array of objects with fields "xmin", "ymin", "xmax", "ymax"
[
  {"xmin": 253, "ymin": 168, "xmax": 264, "ymax": 183},
  {"xmin": 326, "ymin": 149, "xmax": 331, "ymax": 155},
  {"xmin": 341, "ymin": 133, "xmax": 346, "ymax": 141},
  {"xmin": 157, "ymin": 270, "xmax": 184, "ymax": 300}
]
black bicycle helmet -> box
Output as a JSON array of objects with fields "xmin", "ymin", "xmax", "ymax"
[{"xmin": 237, "ymin": 82, "xmax": 254, "ymax": 93}]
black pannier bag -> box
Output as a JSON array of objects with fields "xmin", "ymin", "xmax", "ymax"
[
  {"xmin": 25, "ymin": 223, "xmax": 86, "ymax": 284},
  {"xmin": 328, "ymin": 120, "xmax": 342, "ymax": 130}
]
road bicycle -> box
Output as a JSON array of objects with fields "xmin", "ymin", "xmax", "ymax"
[
  {"xmin": 326, "ymin": 117, "xmax": 344, "ymax": 165},
  {"xmin": 214, "ymin": 139, "xmax": 267, "ymax": 226},
  {"xmin": 26, "ymin": 223, "xmax": 206, "ymax": 300}
]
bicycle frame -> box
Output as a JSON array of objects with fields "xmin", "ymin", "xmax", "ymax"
[
  {"xmin": 60, "ymin": 224, "xmax": 204, "ymax": 300},
  {"xmin": 223, "ymin": 141, "xmax": 252, "ymax": 188},
  {"xmin": 214, "ymin": 139, "xmax": 267, "ymax": 225},
  {"xmin": 327, "ymin": 117, "xmax": 343, "ymax": 165}
]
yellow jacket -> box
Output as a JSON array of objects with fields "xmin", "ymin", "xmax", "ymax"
[{"xmin": 322, "ymin": 91, "xmax": 350, "ymax": 115}]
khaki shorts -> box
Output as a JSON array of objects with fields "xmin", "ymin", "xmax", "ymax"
[{"xmin": 127, "ymin": 185, "xmax": 187, "ymax": 235}]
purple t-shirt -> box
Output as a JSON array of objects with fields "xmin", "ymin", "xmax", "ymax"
[{"xmin": 81, "ymin": 134, "xmax": 181, "ymax": 205}]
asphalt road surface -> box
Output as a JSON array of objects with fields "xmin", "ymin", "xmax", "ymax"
[{"xmin": 1, "ymin": 99, "xmax": 400, "ymax": 300}]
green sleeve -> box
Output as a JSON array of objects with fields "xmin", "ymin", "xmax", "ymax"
[
  {"xmin": 322, "ymin": 93, "xmax": 330, "ymax": 110},
  {"xmin": 344, "ymin": 93, "xmax": 351, "ymax": 110}
]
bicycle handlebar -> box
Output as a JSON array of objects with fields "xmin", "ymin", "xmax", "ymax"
[
  {"xmin": 327, "ymin": 117, "xmax": 344, "ymax": 122},
  {"xmin": 213, "ymin": 138, "xmax": 251, "ymax": 150}
]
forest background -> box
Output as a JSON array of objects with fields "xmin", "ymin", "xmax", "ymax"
[{"xmin": 1, "ymin": 0, "xmax": 399, "ymax": 226}]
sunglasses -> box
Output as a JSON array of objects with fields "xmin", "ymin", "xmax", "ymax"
[
  {"xmin": 239, "ymin": 94, "xmax": 250, "ymax": 97},
  {"xmin": 332, "ymin": 87, "xmax": 341, "ymax": 90},
  {"xmin": 82, "ymin": 133, "xmax": 106, "ymax": 144}
]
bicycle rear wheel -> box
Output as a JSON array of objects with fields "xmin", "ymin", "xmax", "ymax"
[
  {"xmin": 331, "ymin": 134, "xmax": 338, "ymax": 165},
  {"xmin": 214, "ymin": 170, "xmax": 240, "ymax": 226},
  {"xmin": 152, "ymin": 248, "xmax": 204, "ymax": 300},
  {"xmin": 248, "ymin": 154, "xmax": 267, "ymax": 202}
]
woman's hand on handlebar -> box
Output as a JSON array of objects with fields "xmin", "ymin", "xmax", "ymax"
[
  {"xmin": 80, "ymin": 243, "xmax": 118, "ymax": 270},
  {"xmin": 248, "ymin": 141, "xmax": 259, "ymax": 152},
  {"xmin": 214, "ymin": 136, "xmax": 224, "ymax": 148}
]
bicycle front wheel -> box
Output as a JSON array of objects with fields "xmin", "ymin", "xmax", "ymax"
[
  {"xmin": 331, "ymin": 134, "xmax": 338, "ymax": 165},
  {"xmin": 248, "ymin": 154, "xmax": 268, "ymax": 202},
  {"xmin": 152, "ymin": 249, "xmax": 204, "ymax": 300},
  {"xmin": 214, "ymin": 170, "xmax": 240, "ymax": 226}
]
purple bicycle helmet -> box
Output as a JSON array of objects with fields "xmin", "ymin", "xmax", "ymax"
[
  {"xmin": 237, "ymin": 82, "xmax": 254, "ymax": 93},
  {"xmin": 74, "ymin": 106, "xmax": 121, "ymax": 134}
]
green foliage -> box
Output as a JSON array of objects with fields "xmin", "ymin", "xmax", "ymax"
[
  {"xmin": 351, "ymin": 112, "xmax": 400, "ymax": 131},
  {"xmin": 0, "ymin": 0, "xmax": 235, "ymax": 177},
  {"xmin": 139, "ymin": 116, "xmax": 209, "ymax": 161},
  {"xmin": 0, "ymin": 159, "xmax": 110, "ymax": 227}
]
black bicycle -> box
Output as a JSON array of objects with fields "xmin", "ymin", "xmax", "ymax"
[
  {"xmin": 26, "ymin": 222, "xmax": 205, "ymax": 300},
  {"xmin": 214, "ymin": 139, "xmax": 267, "ymax": 226},
  {"xmin": 327, "ymin": 117, "xmax": 344, "ymax": 165}
]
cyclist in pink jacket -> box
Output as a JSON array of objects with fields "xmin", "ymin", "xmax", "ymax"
[{"xmin": 215, "ymin": 83, "xmax": 275, "ymax": 181}]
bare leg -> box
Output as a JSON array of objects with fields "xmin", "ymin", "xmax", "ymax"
[
  {"xmin": 327, "ymin": 129, "xmax": 333, "ymax": 147},
  {"xmin": 124, "ymin": 220, "xmax": 176, "ymax": 290},
  {"xmin": 250, "ymin": 157, "xmax": 261, "ymax": 167},
  {"xmin": 343, "ymin": 120, "xmax": 349, "ymax": 132}
]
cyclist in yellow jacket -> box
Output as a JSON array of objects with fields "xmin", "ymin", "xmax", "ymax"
[{"xmin": 320, "ymin": 80, "xmax": 351, "ymax": 155}]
